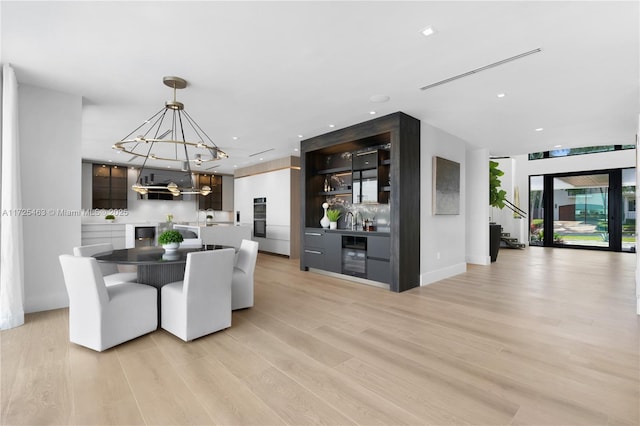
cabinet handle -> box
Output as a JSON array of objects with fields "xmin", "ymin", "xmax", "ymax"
[
  {"xmin": 304, "ymin": 232, "xmax": 322, "ymax": 236},
  {"xmin": 304, "ymin": 249, "xmax": 322, "ymax": 255}
]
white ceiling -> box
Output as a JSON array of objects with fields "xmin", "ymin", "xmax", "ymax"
[{"xmin": 2, "ymin": 1, "xmax": 638, "ymax": 175}]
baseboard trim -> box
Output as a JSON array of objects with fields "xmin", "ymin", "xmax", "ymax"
[
  {"xmin": 420, "ymin": 262, "xmax": 467, "ymax": 286},
  {"xmin": 466, "ymin": 254, "xmax": 491, "ymax": 265}
]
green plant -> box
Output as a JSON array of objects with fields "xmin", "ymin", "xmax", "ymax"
[
  {"xmin": 158, "ymin": 230, "xmax": 183, "ymax": 245},
  {"xmin": 489, "ymin": 160, "xmax": 507, "ymax": 209},
  {"xmin": 104, "ymin": 214, "xmax": 115, "ymax": 220},
  {"xmin": 206, "ymin": 215, "xmax": 213, "ymax": 219},
  {"xmin": 327, "ymin": 208, "xmax": 341, "ymax": 222}
]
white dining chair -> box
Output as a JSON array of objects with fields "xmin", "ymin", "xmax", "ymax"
[
  {"xmin": 73, "ymin": 243, "xmax": 137, "ymax": 286},
  {"xmin": 231, "ymin": 239, "xmax": 259, "ymax": 310},
  {"xmin": 59, "ymin": 255, "xmax": 157, "ymax": 352},
  {"xmin": 161, "ymin": 249, "xmax": 235, "ymax": 341}
]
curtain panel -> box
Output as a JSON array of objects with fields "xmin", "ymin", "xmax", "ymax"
[{"xmin": 0, "ymin": 63, "xmax": 25, "ymax": 329}]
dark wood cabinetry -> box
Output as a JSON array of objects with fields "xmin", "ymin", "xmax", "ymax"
[
  {"xmin": 197, "ymin": 174, "xmax": 223, "ymax": 210},
  {"xmin": 324, "ymin": 232, "xmax": 342, "ymax": 273},
  {"xmin": 92, "ymin": 164, "xmax": 127, "ymax": 209},
  {"xmin": 303, "ymin": 228, "xmax": 325, "ymax": 269},
  {"xmin": 300, "ymin": 112, "xmax": 420, "ymax": 292}
]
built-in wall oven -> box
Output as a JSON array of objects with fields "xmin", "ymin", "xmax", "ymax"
[{"xmin": 253, "ymin": 197, "xmax": 267, "ymax": 238}]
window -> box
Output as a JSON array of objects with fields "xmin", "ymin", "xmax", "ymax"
[{"xmin": 528, "ymin": 144, "xmax": 634, "ymax": 161}]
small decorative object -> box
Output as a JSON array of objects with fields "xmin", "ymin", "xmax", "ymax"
[
  {"xmin": 323, "ymin": 176, "xmax": 330, "ymax": 192},
  {"xmin": 158, "ymin": 230, "xmax": 183, "ymax": 252},
  {"xmin": 320, "ymin": 202, "xmax": 330, "ymax": 228},
  {"xmin": 166, "ymin": 213, "xmax": 174, "ymax": 223},
  {"xmin": 162, "ymin": 252, "xmax": 180, "ymax": 261},
  {"xmin": 104, "ymin": 214, "xmax": 115, "ymax": 223},
  {"xmin": 327, "ymin": 208, "xmax": 341, "ymax": 230},
  {"xmin": 206, "ymin": 214, "xmax": 214, "ymax": 224}
]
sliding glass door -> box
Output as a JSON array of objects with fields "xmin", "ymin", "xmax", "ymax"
[
  {"xmin": 553, "ymin": 173, "xmax": 609, "ymax": 248},
  {"xmin": 529, "ymin": 168, "xmax": 636, "ymax": 253},
  {"xmin": 621, "ymin": 168, "xmax": 636, "ymax": 252}
]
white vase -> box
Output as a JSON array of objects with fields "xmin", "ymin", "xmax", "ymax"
[
  {"xmin": 162, "ymin": 242, "xmax": 180, "ymax": 252},
  {"xmin": 320, "ymin": 202, "xmax": 330, "ymax": 228},
  {"xmin": 329, "ymin": 221, "xmax": 337, "ymax": 230}
]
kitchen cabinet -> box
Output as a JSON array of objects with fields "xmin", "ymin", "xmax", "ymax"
[
  {"xmin": 324, "ymin": 232, "xmax": 342, "ymax": 273},
  {"xmin": 81, "ymin": 223, "xmax": 126, "ymax": 249},
  {"xmin": 300, "ymin": 112, "xmax": 421, "ymax": 292},
  {"xmin": 92, "ymin": 164, "xmax": 127, "ymax": 209},
  {"xmin": 234, "ymin": 160, "xmax": 300, "ymax": 258},
  {"xmin": 304, "ymin": 230, "xmax": 391, "ymax": 285},
  {"xmin": 303, "ymin": 228, "xmax": 325, "ymax": 270},
  {"xmin": 197, "ymin": 174, "xmax": 223, "ymax": 211},
  {"xmin": 366, "ymin": 235, "xmax": 391, "ymax": 284}
]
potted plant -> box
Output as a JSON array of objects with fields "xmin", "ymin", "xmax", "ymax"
[
  {"xmin": 327, "ymin": 208, "xmax": 341, "ymax": 230},
  {"xmin": 489, "ymin": 160, "xmax": 507, "ymax": 210},
  {"xmin": 489, "ymin": 160, "xmax": 506, "ymax": 262},
  {"xmin": 158, "ymin": 230, "xmax": 183, "ymax": 252},
  {"xmin": 104, "ymin": 214, "xmax": 115, "ymax": 223},
  {"xmin": 206, "ymin": 214, "xmax": 214, "ymax": 225}
]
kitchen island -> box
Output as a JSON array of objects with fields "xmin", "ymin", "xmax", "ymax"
[{"xmin": 173, "ymin": 224, "xmax": 251, "ymax": 249}]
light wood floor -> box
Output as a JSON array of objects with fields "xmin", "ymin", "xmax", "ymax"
[{"xmin": 2, "ymin": 248, "xmax": 638, "ymax": 425}]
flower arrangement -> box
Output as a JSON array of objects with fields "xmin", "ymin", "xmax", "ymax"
[{"xmin": 158, "ymin": 230, "xmax": 183, "ymax": 245}]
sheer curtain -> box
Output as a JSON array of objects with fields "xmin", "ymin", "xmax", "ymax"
[
  {"xmin": 636, "ymin": 114, "xmax": 639, "ymax": 315},
  {"xmin": 0, "ymin": 63, "xmax": 25, "ymax": 329}
]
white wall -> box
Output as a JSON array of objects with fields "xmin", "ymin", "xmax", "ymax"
[
  {"xmin": 20, "ymin": 85, "xmax": 82, "ymax": 312},
  {"xmin": 466, "ymin": 148, "xmax": 490, "ymax": 265},
  {"xmin": 420, "ymin": 121, "xmax": 468, "ymax": 285}
]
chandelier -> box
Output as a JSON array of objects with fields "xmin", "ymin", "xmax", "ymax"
[{"xmin": 112, "ymin": 76, "xmax": 227, "ymax": 196}]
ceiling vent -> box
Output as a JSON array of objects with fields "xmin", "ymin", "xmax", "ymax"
[
  {"xmin": 249, "ymin": 148, "xmax": 274, "ymax": 157},
  {"xmin": 420, "ymin": 48, "xmax": 542, "ymax": 91}
]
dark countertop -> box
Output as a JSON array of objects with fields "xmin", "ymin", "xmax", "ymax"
[{"xmin": 321, "ymin": 228, "xmax": 391, "ymax": 236}]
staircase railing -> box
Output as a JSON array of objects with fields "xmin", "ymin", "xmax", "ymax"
[{"xmin": 503, "ymin": 198, "xmax": 527, "ymax": 218}]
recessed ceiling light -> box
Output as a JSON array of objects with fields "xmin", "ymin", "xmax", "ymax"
[
  {"xmin": 535, "ymin": 128, "xmax": 544, "ymax": 132},
  {"xmin": 554, "ymin": 144, "xmax": 562, "ymax": 148},
  {"xmin": 329, "ymin": 124, "xmax": 335, "ymax": 128},
  {"xmin": 369, "ymin": 94, "xmax": 390, "ymax": 103},
  {"xmin": 497, "ymin": 93, "xmax": 505, "ymax": 98},
  {"xmin": 108, "ymin": 160, "xmax": 112, "ymax": 162},
  {"xmin": 233, "ymin": 165, "xmax": 238, "ymax": 168},
  {"xmin": 421, "ymin": 26, "xmax": 435, "ymax": 37},
  {"xmin": 259, "ymin": 158, "xmax": 263, "ymax": 161},
  {"xmin": 294, "ymin": 148, "xmax": 299, "ymax": 152},
  {"xmin": 232, "ymin": 136, "xmax": 238, "ymax": 140},
  {"xmin": 298, "ymin": 134, "xmax": 303, "ymax": 138},
  {"xmin": 369, "ymin": 111, "xmax": 376, "ymax": 115}
]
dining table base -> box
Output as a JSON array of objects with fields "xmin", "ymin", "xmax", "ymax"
[{"xmin": 137, "ymin": 264, "xmax": 187, "ymax": 327}]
